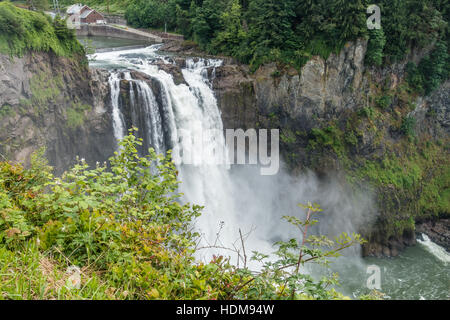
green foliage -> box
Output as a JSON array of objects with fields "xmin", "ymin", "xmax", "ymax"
[
  {"xmin": 124, "ymin": 0, "xmax": 370, "ymax": 70},
  {"xmin": 358, "ymin": 106, "xmax": 375, "ymax": 119},
  {"xmin": 400, "ymin": 115, "xmax": 416, "ymax": 137},
  {"xmin": 357, "ymin": 155, "xmax": 422, "ymax": 190},
  {"xmin": 0, "ymin": 2, "xmax": 84, "ymax": 57},
  {"xmin": 406, "ymin": 62, "xmax": 426, "ymax": 95},
  {"xmin": 379, "ymin": 0, "xmax": 447, "ymax": 63},
  {"xmin": 125, "ymin": 0, "xmax": 177, "ymax": 31},
  {"xmin": 353, "ymin": 140, "xmax": 449, "ymax": 223},
  {"xmin": 0, "ymin": 105, "xmax": 15, "ymax": 119},
  {"xmin": 308, "ymin": 126, "xmax": 345, "ymax": 157},
  {"xmin": 365, "ymin": 29, "xmax": 386, "ymax": 66},
  {"xmin": 209, "ymin": 0, "xmax": 249, "ymax": 59},
  {"xmin": 375, "ymin": 94, "xmax": 392, "ymax": 110},
  {"xmin": 280, "ymin": 129, "xmax": 297, "ymax": 145},
  {"xmin": 419, "ymin": 41, "xmax": 449, "ymax": 94},
  {"xmin": 66, "ymin": 103, "xmax": 92, "ymax": 129},
  {"xmin": 419, "ymin": 161, "xmax": 450, "ymax": 217},
  {"xmin": 0, "ymin": 130, "xmax": 366, "ymax": 300},
  {"xmin": 63, "ymin": 0, "xmax": 449, "ymax": 72},
  {"xmin": 407, "ymin": 41, "xmax": 449, "ymax": 95}
]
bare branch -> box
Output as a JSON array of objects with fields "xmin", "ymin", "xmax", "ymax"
[{"xmin": 239, "ymin": 229, "xmax": 247, "ymax": 269}]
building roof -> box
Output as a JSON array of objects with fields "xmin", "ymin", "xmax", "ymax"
[
  {"xmin": 80, "ymin": 9, "xmax": 93, "ymax": 18},
  {"xmin": 80, "ymin": 9, "xmax": 103, "ymax": 19},
  {"xmin": 67, "ymin": 3, "xmax": 85, "ymax": 15}
]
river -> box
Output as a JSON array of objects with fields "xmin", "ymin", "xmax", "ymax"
[{"xmin": 79, "ymin": 36, "xmax": 450, "ymax": 300}]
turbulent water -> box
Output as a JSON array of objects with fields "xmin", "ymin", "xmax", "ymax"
[
  {"xmin": 324, "ymin": 236, "xmax": 450, "ymax": 300},
  {"xmin": 85, "ymin": 37, "xmax": 449, "ymax": 300}
]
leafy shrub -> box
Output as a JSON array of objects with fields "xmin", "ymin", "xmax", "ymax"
[
  {"xmin": 407, "ymin": 41, "xmax": 449, "ymax": 95},
  {"xmin": 358, "ymin": 106, "xmax": 375, "ymax": 119},
  {"xmin": 375, "ymin": 95, "xmax": 392, "ymax": 110},
  {"xmin": 406, "ymin": 62, "xmax": 425, "ymax": 95},
  {"xmin": 365, "ymin": 29, "xmax": 386, "ymax": 66},
  {"xmin": 400, "ymin": 116, "xmax": 416, "ymax": 137},
  {"xmin": 309, "ymin": 126, "xmax": 345, "ymax": 156}
]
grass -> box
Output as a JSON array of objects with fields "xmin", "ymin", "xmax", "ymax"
[
  {"xmin": 66, "ymin": 103, "xmax": 92, "ymax": 129},
  {"xmin": 0, "ymin": 241, "xmax": 123, "ymax": 300},
  {"xmin": 17, "ymin": 70, "xmax": 64, "ymax": 117}
]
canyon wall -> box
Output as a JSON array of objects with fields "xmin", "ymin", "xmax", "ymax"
[{"xmin": 0, "ymin": 52, "xmax": 115, "ymax": 174}]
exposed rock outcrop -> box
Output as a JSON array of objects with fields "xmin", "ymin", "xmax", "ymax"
[
  {"xmin": 416, "ymin": 219, "xmax": 450, "ymax": 252},
  {"xmin": 0, "ymin": 52, "xmax": 115, "ymax": 174}
]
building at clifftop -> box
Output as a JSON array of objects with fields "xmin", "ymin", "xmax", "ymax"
[{"xmin": 66, "ymin": 3, "xmax": 105, "ymax": 24}]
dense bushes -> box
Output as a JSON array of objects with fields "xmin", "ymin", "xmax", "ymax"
[
  {"xmin": 125, "ymin": 0, "xmax": 177, "ymax": 30},
  {"xmin": 124, "ymin": 0, "xmax": 370, "ymax": 70},
  {"xmin": 0, "ymin": 130, "xmax": 368, "ymax": 300},
  {"xmin": 406, "ymin": 41, "xmax": 449, "ymax": 95},
  {"xmin": 123, "ymin": 0, "xmax": 448, "ymax": 74},
  {"xmin": 365, "ymin": 29, "xmax": 386, "ymax": 66},
  {"xmin": 0, "ymin": 2, "xmax": 84, "ymax": 57}
]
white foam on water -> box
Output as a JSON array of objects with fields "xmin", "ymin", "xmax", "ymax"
[{"xmin": 417, "ymin": 233, "xmax": 450, "ymax": 265}]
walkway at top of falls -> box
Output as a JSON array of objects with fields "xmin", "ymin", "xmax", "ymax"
[{"xmin": 76, "ymin": 24, "xmax": 164, "ymax": 44}]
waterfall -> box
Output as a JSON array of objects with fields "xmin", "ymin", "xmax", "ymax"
[
  {"xmin": 108, "ymin": 72, "xmax": 126, "ymax": 143},
  {"xmin": 99, "ymin": 47, "xmax": 373, "ymax": 267}
]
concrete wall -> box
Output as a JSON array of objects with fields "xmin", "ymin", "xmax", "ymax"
[
  {"xmin": 104, "ymin": 14, "xmax": 127, "ymax": 25},
  {"xmin": 75, "ymin": 25, "xmax": 162, "ymax": 43}
]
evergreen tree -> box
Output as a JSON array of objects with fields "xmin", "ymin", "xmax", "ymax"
[{"xmin": 211, "ymin": 0, "xmax": 249, "ymax": 59}]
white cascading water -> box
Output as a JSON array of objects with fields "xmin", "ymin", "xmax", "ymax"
[{"xmin": 108, "ymin": 72, "xmax": 126, "ymax": 143}]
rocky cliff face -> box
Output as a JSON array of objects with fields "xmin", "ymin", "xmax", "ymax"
[
  {"xmin": 0, "ymin": 52, "xmax": 116, "ymax": 174},
  {"xmin": 210, "ymin": 40, "xmax": 449, "ymax": 256}
]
